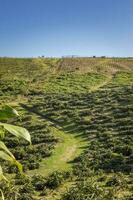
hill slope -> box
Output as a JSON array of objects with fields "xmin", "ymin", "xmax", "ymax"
[{"xmin": 0, "ymin": 57, "xmax": 133, "ymax": 200}]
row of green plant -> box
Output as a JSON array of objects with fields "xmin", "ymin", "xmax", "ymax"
[
  {"xmin": 0, "ymin": 105, "xmax": 31, "ymax": 199},
  {"xmin": 27, "ymin": 83, "xmax": 133, "ymax": 199},
  {"xmin": 0, "ymin": 57, "xmax": 132, "ymax": 199},
  {"xmin": 0, "ymin": 170, "xmax": 71, "ymax": 200}
]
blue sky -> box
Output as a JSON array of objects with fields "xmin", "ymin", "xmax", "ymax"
[{"xmin": 0, "ymin": 0, "xmax": 133, "ymax": 57}]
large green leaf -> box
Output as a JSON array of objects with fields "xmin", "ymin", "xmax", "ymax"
[
  {"xmin": 0, "ymin": 105, "xmax": 19, "ymax": 120},
  {"xmin": 0, "ymin": 165, "xmax": 3, "ymax": 181},
  {"xmin": 0, "ymin": 151, "xmax": 22, "ymax": 173},
  {"xmin": 0, "ymin": 123, "xmax": 31, "ymax": 144},
  {"xmin": 0, "ymin": 128, "xmax": 5, "ymax": 140},
  {"xmin": 0, "ymin": 150, "xmax": 15, "ymax": 163},
  {"xmin": 0, "ymin": 165, "xmax": 2, "ymax": 175},
  {"xmin": 0, "ymin": 188, "xmax": 5, "ymax": 200},
  {"xmin": 0, "ymin": 141, "xmax": 15, "ymax": 159},
  {"xmin": 0, "ymin": 165, "xmax": 7, "ymax": 182}
]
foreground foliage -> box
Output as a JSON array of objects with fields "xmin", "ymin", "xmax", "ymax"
[{"xmin": 0, "ymin": 105, "xmax": 31, "ymax": 199}]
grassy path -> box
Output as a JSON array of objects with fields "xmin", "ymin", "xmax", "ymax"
[
  {"xmin": 21, "ymin": 103, "xmax": 88, "ymax": 178},
  {"xmin": 23, "ymin": 103, "xmax": 88, "ymax": 199},
  {"xmin": 28, "ymin": 124, "xmax": 87, "ymax": 177}
]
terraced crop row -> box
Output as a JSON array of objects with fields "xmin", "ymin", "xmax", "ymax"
[
  {"xmin": 26, "ymin": 83, "xmax": 133, "ymax": 199},
  {"xmin": 0, "ymin": 57, "xmax": 132, "ymax": 199}
]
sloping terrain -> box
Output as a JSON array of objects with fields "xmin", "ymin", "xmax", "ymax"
[{"xmin": 0, "ymin": 57, "xmax": 133, "ymax": 200}]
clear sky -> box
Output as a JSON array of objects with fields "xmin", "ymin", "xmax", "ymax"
[{"xmin": 0, "ymin": 0, "xmax": 133, "ymax": 57}]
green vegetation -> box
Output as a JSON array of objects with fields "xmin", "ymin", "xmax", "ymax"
[
  {"xmin": 112, "ymin": 72, "xmax": 133, "ymax": 85},
  {"xmin": 0, "ymin": 105, "xmax": 31, "ymax": 199},
  {"xmin": 0, "ymin": 57, "xmax": 132, "ymax": 199},
  {"xmin": 28, "ymin": 126, "xmax": 87, "ymax": 177},
  {"xmin": 44, "ymin": 73, "xmax": 108, "ymax": 93}
]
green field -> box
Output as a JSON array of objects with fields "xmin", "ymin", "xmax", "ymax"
[{"xmin": 0, "ymin": 57, "xmax": 133, "ymax": 200}]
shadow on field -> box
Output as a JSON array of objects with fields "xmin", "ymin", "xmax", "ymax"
[
  {"xmin": 20, "ymin": 84, "xmax": 133, "ymax": 174},
  {"xmin": 20, "ymin": 102, "xmax": 89, "ymax": 144}
]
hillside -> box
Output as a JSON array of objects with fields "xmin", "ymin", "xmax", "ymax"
[{"xmin": 0, "ymin": 57, "xmax": 133, "ymax": 200}]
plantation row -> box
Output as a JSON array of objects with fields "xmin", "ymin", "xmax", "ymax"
[
  {"xmin": 0, "ymin": 170, "xmax": 73, "ymax": 199},
  {"xmin": 26, "ymin": 83, "xmax": 133, "ymax": 199},
  {"xmin": 0, "ymin": 58, "xmax": 132, "ymax": 199},
  {"xmin": 1, "ymin": 108, "xmax": 58, "ymax": 173}
]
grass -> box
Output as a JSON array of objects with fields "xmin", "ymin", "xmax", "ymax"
[
  {"xmin": 112, "ymin": 72, "xmax": 133, "ymax": 85},
  {"xmin": 43, "ymin": 73, "xmax": 109, "ymax": 93},
  {"xmin": 28, "ymin": 123, "xmax": 87, "ymax": 177}
]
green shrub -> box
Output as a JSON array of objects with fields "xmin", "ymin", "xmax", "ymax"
[{"xmin": 46, "ymin": 171, "xmax": 64, "ymax": 189}]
